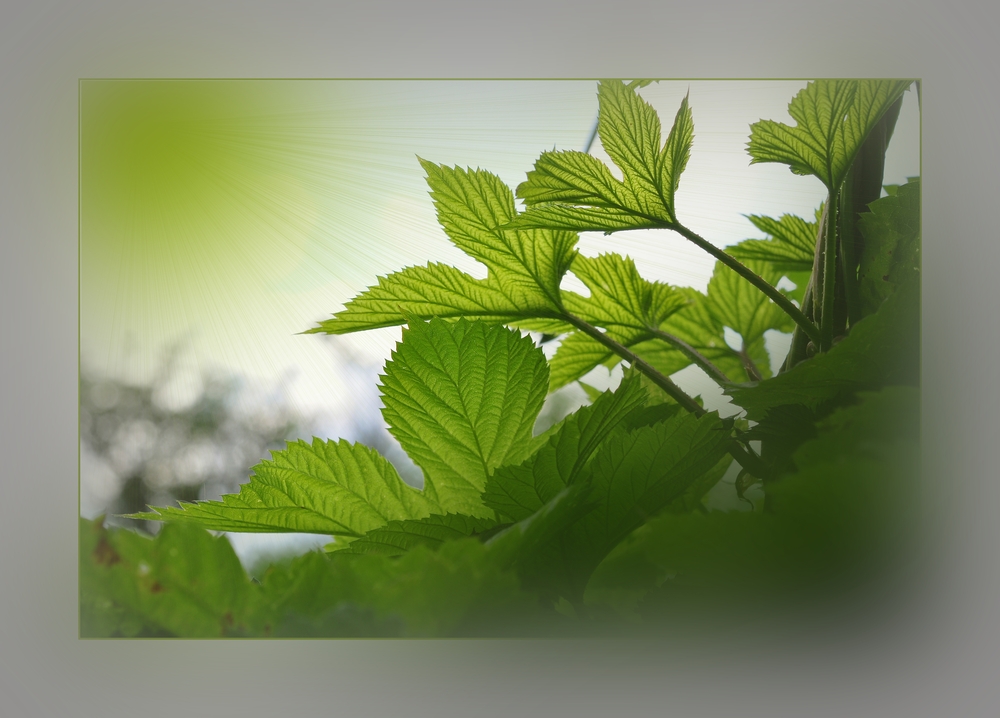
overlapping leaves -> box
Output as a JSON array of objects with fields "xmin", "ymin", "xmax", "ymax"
[
  {"xmin": 81, "ymin": 516, "xmax": 542, "ymax": 638},
  {"xmin": 747, "ymin": 80, "xmax": 912, "ymax": 191},
  {"xmin": 133, "ymin": 318, "xmax": 549, "ymax": 532},
  {"xmin": 379, "ymin": 317, "xmax": 549, "ymax": 514},
  {"xmin": 549, "ymin": 256, "xmax": 796, "ymax": 390}
]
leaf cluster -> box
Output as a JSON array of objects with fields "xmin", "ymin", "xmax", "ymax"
[{"xmin": 84, "ymin": 79, "xmax": 921, "ymax": 637}]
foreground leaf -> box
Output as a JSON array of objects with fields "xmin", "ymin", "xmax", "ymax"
[
  {"xmin": 130, "ymin": 439, "xmax": 439, "ymax": 536},
  {"xmin": 587, "ymin": 387, "xmax": 919, "ymax": 621},
  {"xmin": 379, "ymin": 318, "xmax": 549, "ymax": 515},
  {"xmin": 518, "ymin": 410, "xmax": 732, "ymax": 601},
  {"xmin": 482, "ymin": 375, "xmax": 647, "ymax": 521},
  {"xmin": 81, "ymin": 518, "xmax": 257, "ymax": 637}
]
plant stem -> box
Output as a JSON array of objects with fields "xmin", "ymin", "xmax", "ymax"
[
  {"xmin": 564, "ymin": 313, "xmax": 771, "ymax": 479},
  {"xmin": 738, "ymin": 344, "xmax": 763, "ymax": 382},
  {"xmin": 647, "ymin": 327, "xmax": 731, "ymax": 384},
  {"xmin": 819, "ymin": 188, "xmax": 840, "ymax": 352},
  {"xmin": 672, "ymin": 223, "xmax": 821, "ymax": 347},
  {"xmin": 566, "ymin": 314, "xmax": 704, "ymax": 416}
]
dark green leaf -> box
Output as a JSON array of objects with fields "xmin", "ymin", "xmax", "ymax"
[
  {"xmin": 724, "ymin": 277, "xmax": 919, "ymax": 420},
  {"xmin": 81, "ymin": 518, "xmax": 257, "ymax": 637},
  {"xmin": 343, "ymin": 513, "xmax": 500, "ymax": 556},
  {"xmin": 482, "ymin": 375, "xmax": 647, "ymax": 521},
  {"xmin": 858, "ymin": 178, "xmax": 920, "ymax": 316}
]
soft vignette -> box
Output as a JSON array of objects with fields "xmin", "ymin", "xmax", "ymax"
[{"xmin": 1, "ymin": 3, "xmax": 993, "ymax": 718}]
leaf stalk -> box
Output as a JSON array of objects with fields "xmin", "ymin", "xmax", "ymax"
[
  {"xmin": 671, "ymin": 223, "xmax": 822, "ymax": 347},
  {"xmin": 563, "ymin": 312, "xmax": 771, "ymax": 479}
]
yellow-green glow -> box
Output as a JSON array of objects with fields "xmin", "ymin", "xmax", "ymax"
[{"xmin": 80, "ymin": 80, "xmax": 918, "ymax": 421}]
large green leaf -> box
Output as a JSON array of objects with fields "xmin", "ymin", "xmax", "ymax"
[
  {"xmin": 308, "ymin": 160, "xmax": 578, "ymax": 334},
  {"xmin": 262, "ymin": 539, "xmax": 543, "ymax": 637},
  {"xmin": 747, "ymin": 80, "xmax": 912, "ymax": 191},
  {"xmin": 379, "ymin": 318, "xmax": 549, "ymax": 515},
  {"xmin": 130, "ymin": 438, "xmax": 439, "ymax": 536},
  {"xmin": 511, "ymin": 81, "xmax": 693, "ymax": 232},
  {"xmin": 517, "ymin": 410, "xmax": 732, "ymax": 601},
  {"xmin": 482, "ymin": 375, "xmax": 648, "ymax": 521},
  {"xmin": 726, "ymin": 211, "xmax": 820, "ymax": 272},
  {"xmin": 81, "ymin": 516, "xmax": 543, "ymax": 638},
  {"xmin": 857, "ymin": 178, "xmax": 921, "ymax": 317}
]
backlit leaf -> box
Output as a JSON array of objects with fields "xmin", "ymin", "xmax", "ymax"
[
  {"xmin": 512, "ymin": 81, "xmax": 694, "ymax": 232},
  {"xmin": 130, "ymin": 439, "xmax": 439, "ymax": 536},
  {"xmin": 518, "ymin": 410, "xmax": 732, "ymax": 601},
  {"xmin": 379, "ymin": 318, "xmax": 549, "ymax": 515},
  {"xmin": 726, "ymin": 211, "xmax": 820, "ymax": 272},
  {"xmin": 748, "ymin": 80, "xmax": 912, "ymax": 190}
]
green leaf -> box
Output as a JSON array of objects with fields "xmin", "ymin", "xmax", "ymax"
[
  {"xmin": 308, "ymin": 160, "xmax": 578, "ymax": 334},
  {"xmin": 306, "ymin": 262, "xmax": 575, "ymax": 335},
  {"xmin": 857, "ymin": 178, "xmax": 920, "ymax": 317},
  {"xmin": 547, "ymin": 331, "xmax": 619, "ymax": 392},
  {"xmin": 600, "ymin": 80, "xmax": 693, "ymax": 223},
  {"xmin": 748, "ymin": 80, "xmax": 912, "ymax": 190},
  {"xmin": 419, "ymin": 159, "xmax": 577, "ymax": 306},
  {"xmin": 724, "ymin": 277, "xmax": 919, "ymax": 420},
  {"xmin": 512, "ymin": 81, "xmax": 693, "ymax": 232},
  {"xmin": 705, "ymin": 259, "xmax": 794, "ymax": 379},
  {"xmin": 264, "ymin": 539, "xmax": 543, "ymax": 637},
  {"xmin": 80, "ymin": 518, "xmax": 257, "ymax": 637},
  {"xmin": 130, "ymin": 438, "xmax": 440, "ymax": 536},
  {"xmin": 343, "ymin": 513, "xmax": 501, "ymax": 556},
  {"xmin": 544, "ymin": 253, "xmax": 690, "ymax": 391},
  {"xmin": 586, "ymin": 389, "xmax": 918, "ymax": 620},
  {"xmin": 379, "ymin": 318, "xmax": 550, "ymax": 515},
  {"xmin": 564, "ymin": 252, "xmax": 688, "ymax": 333},
  {"xmin": 482, "ymin": 375, "xmax": 648, "ymax": 521},
  {"xmin": 726, "ymin": 212, "xmax": 820, "ymax": 272},
  {"xmin": 518, "ymin": 410, "xmax": 732, "ymax": 601},
  {"xmin": 514, "ymin": 149, "xmax": 634, "ymax": 210}
]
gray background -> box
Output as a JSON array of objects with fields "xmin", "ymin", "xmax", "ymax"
[{"xmin": 1, "ymin": 1, "xmax": 996, "ymax": 716}]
